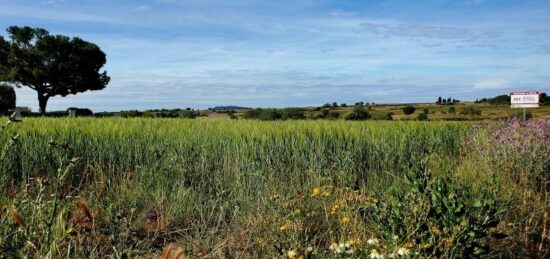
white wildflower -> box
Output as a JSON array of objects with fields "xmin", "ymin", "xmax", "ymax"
[
  {"xmin": 397, "ymin": 247, "xmax": 410, "ymax": 256},
  {"xmin": 367, "ymin": 238, "xmax": 380, "ymax": 245},
  {"xmin": 370, "ymin": 249, "xmax": 384, "ymax": 259}
]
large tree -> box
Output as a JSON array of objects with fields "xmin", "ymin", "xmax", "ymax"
[{"xmin": 0, "ymin": 26, "xmax": 109, "ymax": 114}]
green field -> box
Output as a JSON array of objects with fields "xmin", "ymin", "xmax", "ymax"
[{"xmin": 1, "ymin": 118, "xmax": 548, "ymax": 258}]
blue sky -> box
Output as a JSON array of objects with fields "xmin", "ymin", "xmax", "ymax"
[{"xmin": 1, "ymin": 0, "xmax": 549, "ymax": 111}]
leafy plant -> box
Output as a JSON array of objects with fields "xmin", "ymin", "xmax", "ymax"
[{"xmin": 365, "ymin": 164, "xmax": 503, "ymax": 258}]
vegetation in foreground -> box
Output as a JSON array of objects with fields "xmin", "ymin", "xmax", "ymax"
[{"xmin": 0, "ymin": 118, "xmax": 548, "ymax": 258}]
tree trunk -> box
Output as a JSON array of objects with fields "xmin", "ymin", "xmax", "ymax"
[{"xmin": 38, "ymin": 93, "xmax": 49, "ymax": 115}]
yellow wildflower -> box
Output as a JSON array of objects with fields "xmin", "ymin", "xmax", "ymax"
[
  {"xmin": 311, "ymin": 188, "xmax": 321, "ymax": 197},
  {"xmin": 419, "ymin": 243, "xmax": 432, "ymax": 249},
  {"xmin": 287, "ymin": 250, "xmax": 297, "ymax": 259},
  {"xmin": 403, "ymin": 242, "xmax": 415, "ymax": 249},
  {"xmin": 66, "ymin": 227, "xmax": 76, "ymax": 236},
  {"xmin": 431, "ymin": 226, "xmax": 442, "ymax": 236},
  {"xmin": 340, "ymin": 215, "xmax": 350, "ymax": 224},
  {"xmin": 330, "ymin": 203, "xmax": 340, "ymax": 214},
  {"xmin": 280, "ymin": 220, "xmax": 292, "ymax": 231},
  {"xmin": 347, "ymin": 238, "xmax": 359, "ymax": 246}
]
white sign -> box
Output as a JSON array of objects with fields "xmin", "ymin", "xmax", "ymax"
[{"xmin": 511, "ymin": 91, "xmax": 539, "ymax": 108}]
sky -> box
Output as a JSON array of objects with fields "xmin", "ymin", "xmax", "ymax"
[{"xmin": 1, "ymin": 0, "xmax": 550, "ymax": 111}]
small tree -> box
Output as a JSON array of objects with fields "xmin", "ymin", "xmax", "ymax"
[
  {"xmin": 332, "ymin": 102, "xmax": 338, "ymax": 108},
  {"xmin": 385, "ymin": 112, "xmax": 394, "ymax": 120},
  {"xmin": 403, "ymin": 105, "xmax": 416, "ymax": 115},
  {"xmin": 423, "ymin": 108, "xmax": 429, "ymax": 114},
  {"xmin": 0, "ymin": 84, "xmax": 16, "ymax": 114},
  {"xmin": 0, "ymin": 26, "xmax": 110, "ymax": 114}
]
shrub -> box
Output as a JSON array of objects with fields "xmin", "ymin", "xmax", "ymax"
[
  {"xmin": 344, "ymin": 107, "xmax": 370, "ymax": 120},
  {"xmin": 314, "ymin": 109, "xmax": 340, "ymax": 120},
  {"xmin": 326, "ymin": 110, "xmax": 340, "ymax": 119},
  {"xmin": 385, "ymin": 112, "xmax": 393, "ymax": 120},
  {"xmin": 459, "ymin": 107, "xmax": 482, "ymax": 116},
  {"xmin": 417, "ymin": 113, "xmax": 428, "ymax": 121},
  {"xmin": 244, "ymin": 108, "xmax": 282, "ymax": 120},
  {"xmin": 402, "ymin": 106, "xmax": 416, "ymax": 115},
  {"xmin": 281, "ymin": 108, "xmax": 306, "ymax": 120}
]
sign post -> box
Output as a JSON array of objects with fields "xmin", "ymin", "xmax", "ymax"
[{"xmin": 510, "ymin": 91, "xmax": 540, "ymax": 120}]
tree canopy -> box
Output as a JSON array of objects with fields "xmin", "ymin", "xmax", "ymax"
[{"xmin": 0, "ymin": 26, "xmax": 109, "ymax": 114}]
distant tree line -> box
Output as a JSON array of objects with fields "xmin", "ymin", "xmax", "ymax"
[
  {"xmin": 436, "ymin": 97, "xmax": 460, "ymax": 105},
  {"xmin": 19, "ymin": 107, "xmax": 93, "ymax": 117},
  {"xmin": 17, "ymin": 108, "xmax": 202, "ymax": 118},
  {"xmin": 108, "ymin": 109, "xmax": 201, "ymax": 118},
  {"xmin": 475, "ymin": 92, "xmax": 550, "ymax": 105},
  {"xmin": 475, "ymin": 95, "xmax": 510, "ymax": 105},
  {"xmin": 243, "ymin": 106, "xmax": 387, "ymax": 121},
  {"xmin": 243, "ymin": 108, "xmax": 306, "ymax": 120}
]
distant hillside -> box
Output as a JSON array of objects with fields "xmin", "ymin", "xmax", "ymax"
[{"xmin": 212, "ymin": 106, "xmax": 250, "ymax": 110}]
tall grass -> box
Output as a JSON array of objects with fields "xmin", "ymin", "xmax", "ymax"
[{"xmin": 2, "ymin": 118, "xmax": 470, "ymax": 257}]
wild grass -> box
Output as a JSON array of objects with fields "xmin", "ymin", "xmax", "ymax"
[{"xmin": 0, "ymin": 118, "xmax": 547, "ymax": 257}]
